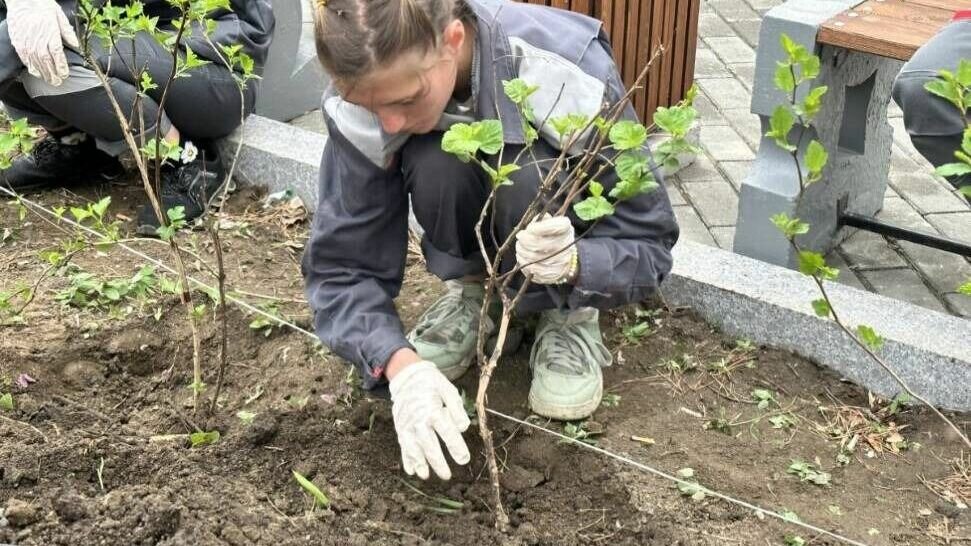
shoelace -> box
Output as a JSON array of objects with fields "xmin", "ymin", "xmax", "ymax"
[
  {"xmin": 539, "ymin": 327, "xmax": 596, "ymax": 375},
  {"xmin": 413, "ymin": 289, "xmax": 485, "ymax": 344}
]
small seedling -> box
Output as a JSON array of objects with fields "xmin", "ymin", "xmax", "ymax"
[
  {"xmin": 784, "ymin": 536, "xmax": 806, "ymax": 546},
  {"xmin": 751, "ymin": 389, "xmax": 776, "ymax": 410},
  {"xmin": 459, "ymin": 389, "xmax": 477, "ymax": 421},
  {"xmin": 883, "ymin": 392, "xmax": 913, "ymax": 417},
  {"xmin": 703, "ymin": 414, "xmax": 734, "ymax": 435},
  {"xmin": 397, "ymin": 477, "xmax": 464, "ymax": 514},
  {"xmin": 621, "ymin": 321, "xmax": 651, "ymax": 344},
  {"xmin": 781, "ymin": 509, "xmax": 801, "ymax": 523},
  {"xmin": 601, "ymin": 393, "xmax": 622, "ymax": 408},
  {"xmin": 287, "ymin": 395, "xmax": 310, "ymax": 410},
  {"xmin": 769, "ymin": 414, "xmax": 798, "ymax": 429},
  {"xmin": 249, "ymin": 303, "xmax": 283, "ymax": 337},
  {"xmin": 827, "ymin": 504, "xmax": 843, "ymax": 516},
  {"xmin": 660, "ymin": 354, "xmax": 697, "ymax": 374},
  {"xmin": 236, "ymin": 410, "xmax": 257, "ymax": 425},
  {"xmin": 293, "ymin": 470, "xmax": 330, "ymax": 509},
  {"xmin": 559, "ymin": 421, "xmax": 601, "ymax": 446},
  {"xmin": 0, "ymin": 392, "xmax": 13, "ymax": 411},
  {"xmin": 189, "ymin": 430, "xmax": 220, "ymax": 448},
  {"xmin": 675, "ymin": 468, "xmax": 706, "ymax": 501},
  {"xmin": 787, "ymin": 459, "xmax": 831, "ymax": 486}
]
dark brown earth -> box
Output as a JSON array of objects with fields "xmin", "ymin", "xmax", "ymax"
[{"xmin": 1, "ymin": 179, "xmax": 969, "ymax": 545}]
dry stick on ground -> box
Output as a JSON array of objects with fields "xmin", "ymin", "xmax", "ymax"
[
  {"xmin": 780, "ymin": 94, "xmax": 971, "ymax": 450},
  {"xmin": 79, "ymin": 5, "xmax": 205, "ymax": 413},
  {"xmin": 471, "ymin": 46, "xmax": 667, "ymax": 531}
]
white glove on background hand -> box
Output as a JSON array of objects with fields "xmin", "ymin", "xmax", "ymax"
[
  {"xmin": 389, "ymin": 360, "xmax": 471, "ymax": 480},
  {"xmin": 6, "ymin": 0, "xmax": 80, "ymax": 87},
  {"xmin": 515, "ymin": 213, "xmax": 578, "ymax": 284}
]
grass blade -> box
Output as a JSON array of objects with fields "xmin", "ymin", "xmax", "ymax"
[{"xmin": 293, "ymin": 470, "xmax": 330, "ymax": 508}]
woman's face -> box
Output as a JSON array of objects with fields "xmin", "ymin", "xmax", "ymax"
[{"xmin": 339, "ymin": 20, "xmax": 467, "ymax": 135}]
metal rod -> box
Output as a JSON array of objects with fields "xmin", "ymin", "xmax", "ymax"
[{"xmin": 838, "ymin": 211, "xmax": 971, "ymax": 257}]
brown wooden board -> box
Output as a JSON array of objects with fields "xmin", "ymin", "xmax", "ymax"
[
  {"xmin": 819, "ymin": 0, "xmax": 971, "ymax": 61},
  {"xmin": 512, "ymin": 0, "xmax": 701, "ymax": 124}
]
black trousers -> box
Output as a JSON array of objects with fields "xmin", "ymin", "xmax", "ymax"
[
  {"xmin": 0, "ymin": 18, "xmax": 255, "ymax": 155},
  {"xmin": 401, "ymin": 131, "xmax": 617, "ymax": 313}
]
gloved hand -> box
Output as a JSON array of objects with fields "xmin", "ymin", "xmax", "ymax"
[
  {"xmin": 389, "ymin": 360, "xmax": 471, "ymax": 480},
  {"xmin": 6, "ymin": 0, "xmax": 80, "ymax": 87},
  {"xmin": 515, "ymin": 213, "xmax": 578, "ymax": 284}
]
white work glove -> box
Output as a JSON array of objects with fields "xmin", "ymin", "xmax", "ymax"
[
  {"xmin": 6, "ymin": 0, "xmax": 80, "ymax": 87},
  {"xmin": 515, "ymin": 213, "xmax": 578, "ymax": 284},
  {"xmin": 389, "ymin": 361, "xmax": 471, "ymax": 480}
]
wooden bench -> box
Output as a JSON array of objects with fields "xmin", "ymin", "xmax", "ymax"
[{"xmin": 733, "ymin": 0, "xmax": 971, "ymax": 269}]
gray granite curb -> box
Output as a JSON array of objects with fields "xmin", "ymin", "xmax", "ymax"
[
  {"xmin": 222, "ymin": 115, "xmax": 971, "ymax": 411},
  {"xmin": 218, "ymin": 115, "xmax": 326, "ymax": 208},
  {"xmin": 666, "ymin": 240, "xmax": 971, "ymax": 411}
]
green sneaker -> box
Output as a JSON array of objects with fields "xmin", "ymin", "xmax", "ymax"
[
  {"xmin": 528, "ymin": 308, "xmax": 612, "ymax": 421},
  {"xmin": 407, "ymin": 280, "xmax": 490, "ymax": 381}
]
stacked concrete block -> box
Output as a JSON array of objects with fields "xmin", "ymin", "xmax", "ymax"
[{"xmin": 734, "ymin": 0, "xmax": 902, "ymax": 269}]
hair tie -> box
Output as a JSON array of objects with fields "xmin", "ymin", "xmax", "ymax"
[{"xmin": 316, "ymin": 0, "xmax": 327, "ymax": 7}]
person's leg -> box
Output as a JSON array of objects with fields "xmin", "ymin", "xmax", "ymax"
[
  {"xmin": 892, "ymin": 19, "xmax": 971, "ymax": 198},
  {"xmin": 488, "ymin": 140, "xmax": 612, "ymax": 421}
]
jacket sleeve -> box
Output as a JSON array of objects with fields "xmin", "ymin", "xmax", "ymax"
[
  {"xmin": 511, "ymin": 29, "xmax": 679, "ymax": 307},
  {"xmin": 301, "ymin": 106, "xmax": 414, "ymax": 390}
]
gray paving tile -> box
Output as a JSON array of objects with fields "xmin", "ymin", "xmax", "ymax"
[
  {"xmin": 925, "ymin": 212, "xmax": 971, "ymax": 245},
  {"xmin": 698, "ymin": 12, "xmax": 735, "ymax": 37},
  {"xmin": 705, "ymin": 36, "xmax": 756, "ymax": 64},
  {"xmin": 889, "ymin": 146, "xmax": 924, "ymax": 175},
  {"xmin": 889, "ymin": 172, "xmax": 970, "ymax": 214},
  {"xmin": 721, "ymin": 108, "xmax": 761, "ymax": 150},
  {"xmin": 745, "ymin": 0, "xmax": 782, "ymax": 10},
  {"xmin": 718, "ymin": 160, "xmax": 754, "ymax": 190},
  {"xmin": 697, "ymin": 77, "xmax": 752, "ymax": 111},
  {"xmin": 825, "ymin": 251, "xmax": 869, "ymax": 291},
  {"xmin": 707, "ymin": 0, "xmax": 761, "ymax": 22},
  {"xmin": 677, "ymin": 152, "xmax": 724, "ymax": 182},
  {"xmin": 682, "ymin": 179, "xmax": 739, "ymax": 227},
  {"xmin": 693, "ymin": 94, "xmax": 729, "ymax": 126},
  {"xmin": 730, "ymin": 19, "xmax": 762, "ymax": 47},
  {"xmin": 838, "ymin": 230, "xmax": 907, "ymax": 269},
  {"xmin": 897, "ymin": 241, "xmax": 971, "ymax": 296},
  {"xmin": 728, "ymin": 63, "xmax": 756, "ymax": 90},
  {"xmin": 943, "ymin": 293, "xmax": 971, "ymax": 318},
  {"xmin": 710, "ymin": 226, "xmax": 736, "ymax": 249},
  {"xmin": 673, "ymin": 205, "xmax": 717, "ymax": 246},
  {"xmin": 859, "ymin": 268, "xmax": 947, "ymax": 313},
  {"xmin": 663, "ymin": 179, "xmax": 687, "ymax": 206},
  {"xmin": 700, "ymin": 125, "xmax": 756, "ymax": 161},
  {"xmin": 693, "ymin": 48, "xmax": 733, "ymax": 79}
]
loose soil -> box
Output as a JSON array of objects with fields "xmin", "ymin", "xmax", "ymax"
[{"xmin": 1, "ymin": 179, "xmax": 969, "ymax": 545}]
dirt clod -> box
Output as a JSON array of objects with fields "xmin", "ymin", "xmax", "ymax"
[{"xmin": 4, "ymin": 499, "xmax": 39, "ymax": 528}]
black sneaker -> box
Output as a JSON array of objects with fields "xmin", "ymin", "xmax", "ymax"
[
  {"xmin": 0, "ymin": 132, "xmax": 123, "ymax": 193},
  {"xmin": 135, "ymin": 144, "xmax": 226, "ymax": 236}
]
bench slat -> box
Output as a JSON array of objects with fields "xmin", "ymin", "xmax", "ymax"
[{"xmin": 818, "ymin": 0, "xmax": 971, "ymax": 61}]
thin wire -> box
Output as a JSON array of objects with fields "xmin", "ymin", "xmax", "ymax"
[
  {"xmin": 486, "ymin": 408, "xmax": 870, "ymax": 546},
  {"xmin": 2, "ymin": 187, "xmax": 870, "ymax": 546},
  {"xmin": 0, "ymin": 186, "xmax": 316, "ymax": 338}
]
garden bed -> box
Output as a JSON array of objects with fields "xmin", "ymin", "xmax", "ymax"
[{"xmin": 0, "ymin": 180, "xmax": 968, "ymax": 545}]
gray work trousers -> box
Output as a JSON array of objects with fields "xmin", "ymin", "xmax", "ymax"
[
  {"xmin": 892, "ymin": 19, "xmax": 971, "ymax": 194},
  {"xmin": 0, "ymin": 16, "xmax": 256, "ymax": 156}
]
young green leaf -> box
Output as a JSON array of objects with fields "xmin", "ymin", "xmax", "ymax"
[
  {"xmin": 774, "ymin": 61, "xmax": 795, "ymax": 93},
  {"xmin": 796, "ymin": 86, "xmax": 828, "ymax": 120},
  {"xmin": 502, "ymin": 78, "xmax": 539, "ymax": 106},
  {"xmin": 924, "ymin": 79, "xmax": 964, "ymax": 112},
  {"xmin": 549, "ymin": 113, "xmax": 590, "ymax": 139},
  {"xmin": 653, "ymin": 104, "xmax": 697, "ymax": 138},
  {"xmin": 811, "ymin": 298, "xmax": 831, "ymax": 318},
  {"xmin": 787, "ymin": 460, "xmax": 831, "ymax": 486},
  {"xmin": 936, "ymin": 163, "xmax": 971, "ymax": 178},
  {"xmin": 958, "ymin": 280, "xmax": 971, "ymax": 295},
  {"xmin": 805, "ymin": 140, "xmax": 828, "ymax": 183},
  {"xmin": 608, "ymin": 120, "xmax": 647, "ymax": 150},
  {"xmin": 615, "ymin": 151, "xmax": 650, "ymax": 181},
  {"xmin": 797, "ymin": 251, "xmax": 839, "ymax": 280},
  {"xmin": 766, "ymin": 106, "xmax": 796, "ymax": 151},
  {"xmin": 770, "ymin": 213, "xmax": 809, "ymax": 239},
  {"xmin": 574, "ymin": 195, "xmax": 615, "ymax": 221},
  {"xmin": 483, "ymin": 163, "xmax": 520, "ymax": 188},
  {"xmin": 769, "ymin": 414, "xmax": 797, "ymax": 429},
  {"xmin": 0, "ymin": 392, "xmax": 13, "ymax": 411},
  {"xmin": 189, "ymin": 430, "xmax": 220, "ymax": 447},
  {"xmin": 293, "ymin": 470, "xmax": 330, "ymax": 508},
  {"xmin": 856, "ymin": 324, "xmax": 884, "ymax": 351},
  {"xmin": 441, "ymin": 121, "xmax": 504, "ymax": 162}
]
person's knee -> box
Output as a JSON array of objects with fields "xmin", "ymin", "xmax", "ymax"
[
  {"xmin": 893, "ymin": 71, "xmax": 966, "ymax": 138},
  {"xmin": 402, "ymin": 133, "xmax": 486, "ymax": 210}
]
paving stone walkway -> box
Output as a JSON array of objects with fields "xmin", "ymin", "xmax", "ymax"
[
  {"xmin": 289, "ymin": 0, "xmax": 971, "ymax": 318},
  {"xmin": 676, "ymin": 0, "xmax": 971, "ymax": 317}
]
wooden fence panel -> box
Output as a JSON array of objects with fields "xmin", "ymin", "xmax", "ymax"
[{"xmin": 513, "ymin": 0, "xmax": 700, "ymax": 125}]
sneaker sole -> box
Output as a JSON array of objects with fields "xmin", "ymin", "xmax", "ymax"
[{"xmin": 528, "ymin": 383, "xmax": 603, "ymax": 422}]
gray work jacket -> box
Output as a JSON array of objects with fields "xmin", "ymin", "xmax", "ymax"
[{"xmin": 302, "ymin": 0, "xmax": 679, "ymax": 390}]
